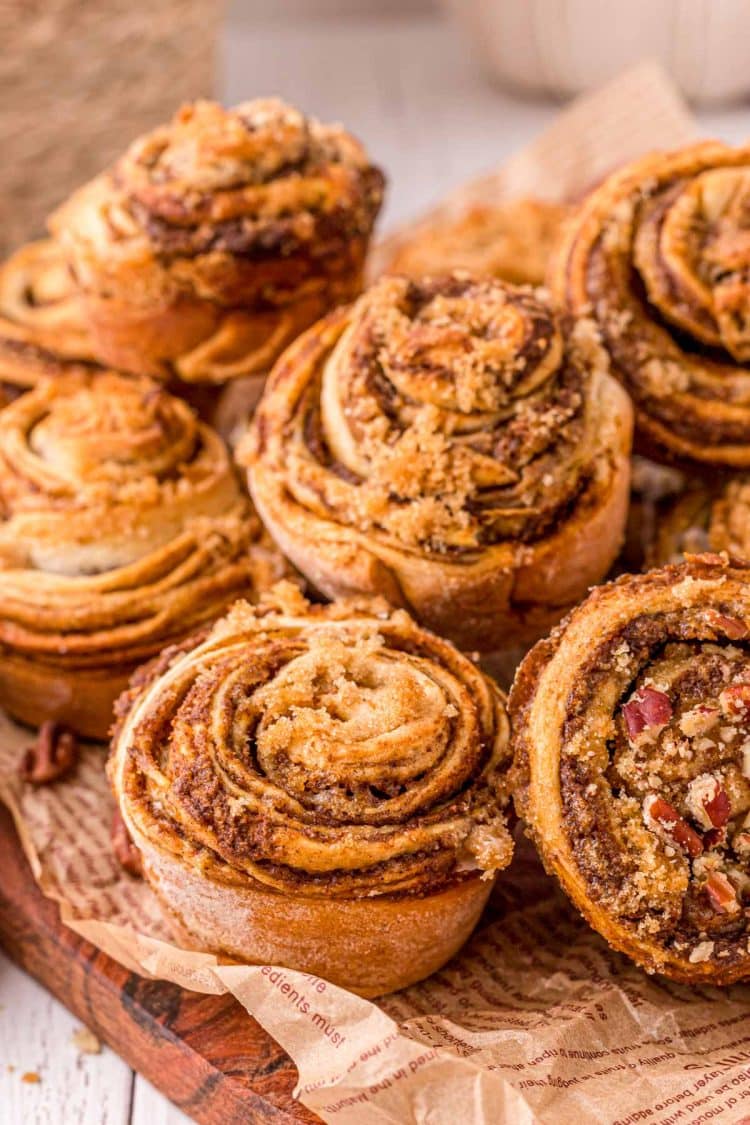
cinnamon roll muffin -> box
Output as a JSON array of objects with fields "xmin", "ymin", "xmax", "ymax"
[
  {"xmin": 0, "ymin": 371, "xmax": 285, "ymax": 739},
  {"xmin": 511, "ymin": 554, "xmax": 750, "ymax": 984},
  {"xmin": 551, "ymin": 142, "xmax": 750, "ymax": 468},
  {"xmin": 0, "ymin": 239, "xmax": 97, "ymax": 407},
  {"xmin": 50, "ymin": 98, "xmax": 384, "ymax": 386},
  {"xmin": 242, "ymin": 274, "xmax": 633, "ymax": 651},
  {"xmin": 109, "ymin": 585, "xmax": 514, "ymax": 995}
]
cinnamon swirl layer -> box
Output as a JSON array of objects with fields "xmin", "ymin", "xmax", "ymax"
[
  {"xmin": 552, "ymin": 142, "xmax": 750, "ymax": 467},
  {"xmin": 243, "ymin": 273, "xmax": 633, "ymax": 650},
  {"xmin": 51, "ymin": 98, "xmax": 384, "ymax": 384},
  {"xmin": 0, "ymin": 371, "xmax": 285, "ymax": 738},
  {"xmin": 109, "ymin": 586, "xmax": 512, "ymax": 992},
  {"xmin": 511, "ymin": 554, "xmax": 750, "ymax": 983}
]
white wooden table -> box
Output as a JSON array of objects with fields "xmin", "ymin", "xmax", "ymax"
[{"xmin": 2, "ymin": 3, "xmax": 748, "ymax": 1122}]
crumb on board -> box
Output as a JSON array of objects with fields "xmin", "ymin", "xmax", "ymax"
[
  {"xmin": 72, "ymin": 1026, "xmax": 102, "ymax": 1055},
  {"xmin": 21, "ymin": 1071, "xmax": 41, "ymax": 1084}
]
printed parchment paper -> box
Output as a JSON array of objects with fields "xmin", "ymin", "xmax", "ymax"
[{"xmin": 4, "ymin": 63, "xmax": 750, "ymax": 1125}]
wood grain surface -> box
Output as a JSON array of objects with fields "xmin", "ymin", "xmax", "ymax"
[{"xmin": 0, "ymin": 805, "xmax": 318, "ymax": 1125}]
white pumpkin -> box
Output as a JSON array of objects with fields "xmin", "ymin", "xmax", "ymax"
[{"xmin": 441, "ymin": 0, "xmax": 750, "ymax": 104}]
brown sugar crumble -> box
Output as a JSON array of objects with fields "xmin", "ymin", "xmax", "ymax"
[{"xmin": 304, "ymin": 274, "xmax": 603, "ymax": 554}]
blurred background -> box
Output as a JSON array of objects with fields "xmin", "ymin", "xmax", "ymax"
[{"xmin": 3, "ymin": 0, "xmax": 750, "ymax": 254}]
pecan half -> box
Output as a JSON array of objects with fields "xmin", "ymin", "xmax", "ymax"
[
  {"xmin": 111, "ymin": 810, "xmax": 143, "ymax": 878},
  {"xmin": 19, "ymin": 721, "xmax": 78, "ymax": 785},
  {"xmin": 643, "ymin": 794, "xmax": 703, "ymax": 858}
]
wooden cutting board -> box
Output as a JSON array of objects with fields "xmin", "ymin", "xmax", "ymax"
[{"xmin": 0, "ymin": 805, "xmax": 318, "ymax": 1125}]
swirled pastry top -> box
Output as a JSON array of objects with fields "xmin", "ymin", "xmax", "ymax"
[
  {"xmin": 512, "ymin": 554, "xmax": 750, "ymax": 981},
  {"xmin": 0, "ymin": 240, "xmax": 95, "ymax": 362},
  {"xmin": 552, "ymin": 142, "xmax": 750, "ymax": 466},
  {"xmin": 0, "ymin": 371, "xmax": 285, "ymax": 668},
  {"xmin": 51, "ymin": 98, "xmax": 385, "ymax": 300},
  {"xmin": 247, "ymin": 273, "xmax": 615, "ymax": 555},
  {"xmin": 110, "ymin": 584, "xmax": 513, "ymax": 898},
  {"xmin": 0, "ymin": 370, "xmax": 245, "ymax": 573}
]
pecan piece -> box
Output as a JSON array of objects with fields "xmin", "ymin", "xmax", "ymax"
[
  {"xmin": 733, "ymin": 812, "xmax": 750, "ymax": 855},
  {"xmin": 679, "ymin": 705, "xmax": 719, "ymax": 738},
  {"xmin": 705, "ymin": 871, "xmax": 740, "ymax": 914},
  {"xmin": 686, "ymin": 774, "xmax": 731, "ymax": 830},
  {"xmin": 706, "ymin": 611, "xmax": 749, "ymax": 640},
  {"xmin": 19, "ymin": 721, "xmax": 78, "ymax": 785},
  {"xmin": 719, "ymin": 683, "xmax": 750, "ymax": 719},
  {"xmin": 623, "ymin": 688, "xmax": 672, "ymax": 739},
  {"xmin": 643, "ymin": 794, "xmax": 703, "ymax": 858},
  {"xmin": 111, "ymin": 810, "xmax": 143, "ymax": 878}
]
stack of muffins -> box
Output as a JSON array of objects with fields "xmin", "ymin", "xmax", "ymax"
[{"xmin": 3, "ymin": 97, "xmax": 750, "ymax": 996}]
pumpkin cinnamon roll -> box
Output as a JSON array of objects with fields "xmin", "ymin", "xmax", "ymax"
[
  {"xmin": 0, "ymin": 239, "xmax": 97, "ymax": 407},
  {"xmin": 551, "ymin": 142, "xmax": 750, "ymax": 468},
  {"xmin": 243, "ymin": 273, "xmax": 633, "ymax": 651},
  {"xmin": 50, "ymin": 98, "xmax": 385, "ymax": 386},
  {"xmin": 0, "ymin": 371, "xmax": 285, "ymax": 739},
  {"xmin": 511, "ymin": 554, "xmax": 750, "ymax": 983},
  {"xmin": 383, "ymin": 197, "xmax": 569, "ymax": 287},
  {"xmin": 109, "ymin": 585, "xmax": 513, "ymax": 996}
]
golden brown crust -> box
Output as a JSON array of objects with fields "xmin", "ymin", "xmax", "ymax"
[
  {"xmin": 384, "ymin": 198, "xmax": 570, "ymax": 286},
  {"xmin": 242, "ymin": 273, "xmax": 633, "ymax": 650},
  {"xmin": 109, "ymin": 585, "xmax": 513, "ymax": 995},
  {"xmin": 510, "ymin": 554, "xmax": 750, "ymax": 984},
  {"xmin": 551, "ymin": 142, "xmax": 750, "ymax": 468},
  {"xmin": 51, "ymin": 99, "xmax": 384, "ymax": 385},
  {"xmin": 0, "ymin": 371, "xmax": 286, "ymax": 739}
]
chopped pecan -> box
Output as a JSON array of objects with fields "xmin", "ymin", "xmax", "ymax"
[
  {"xmin": 707, "ymin": 611, "xmax": 749, "ymax": 640},
  {"xmin": 719, "ymin": 683, "xmax": 750, "ymax": 719},
  {"xmin": 704, "ymin": 827, "xmax": 727, "ymax": 850},
  {"xmin": 733, "ymin": 813, "xmax": 750, "ymax": 855},
  {"xmin": 643, "ymin": 794, "xmax": 703, "ymax": 858},
  {"xmin": 705, "ymin": 871, "xmax": 740, "ymax": 914},
  {"xmin": 111, "ymin": 810, "xmax": 143, "ymax": 878},
  {"xmin": 679, "ymin": 705, "xmax": 719, "ymax": 738},
  {"xmin": 19, "ymin": 721, "xmax": 78, "ymax": 785},
  {"xmin": 686, "ymin": 774, "xmax": 731, "ymax": 830},
  {"xmin": 704, "ymin": 785, "xmax": 731, "ymax": 828},
  {"xmin": 623, "ymin": 688, "xmax": 673, "ymax": 739}
]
